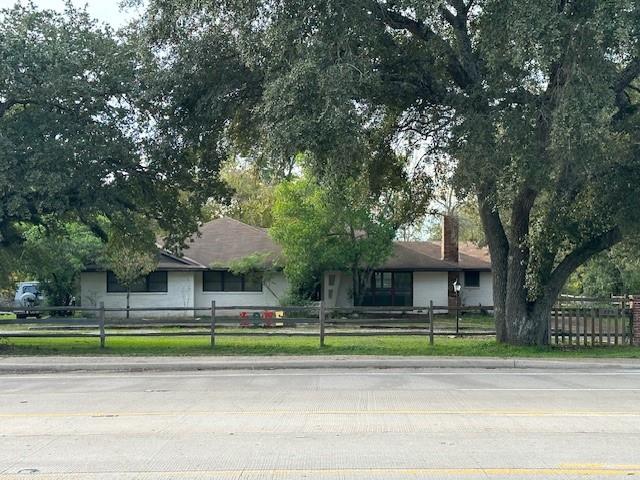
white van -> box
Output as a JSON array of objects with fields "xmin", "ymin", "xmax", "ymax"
[{"xmin": 13, "ymin": 281, "xmax": 45, "ymax": 319}]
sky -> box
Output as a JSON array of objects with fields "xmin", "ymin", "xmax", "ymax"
[{"xmin": 0, "ymin": 0, "xmax": 141, "ymax": 27}]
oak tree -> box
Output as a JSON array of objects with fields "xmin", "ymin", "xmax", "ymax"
[
  {"xmin": 0, "ymin": 4, "xmax": 217, "ymax": 251},
  {"xmin": 140, "ymin": 0, "xmax": 640, "ymax": 344}
]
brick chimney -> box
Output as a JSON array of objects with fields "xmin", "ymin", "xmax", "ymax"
[{"xmin": 441, "ymin": 215, "xmax": 459, "ymax": 263}]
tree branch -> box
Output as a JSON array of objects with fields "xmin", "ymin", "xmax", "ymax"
[
  {"xmin": 0, "ymin": 99, "xmax": 16, "ymax": 119},
  {"xmin": 614, "ymin": 58, "xmax": 640, "ymax": 94},
  {"xmin": 439, "ymin": 4, "xmax": 457, "ymax": 26},
  {"xmin": 443, "ymin": 1, "xmax": 479, "ymax": 85},
  {"xmin": 613, "ymin": 58, "xmax": 640, "ymax": 121},
  {"xmin": 0, "ymin": 97, "xmax": 81, "ymax": 118},
  {"xmin": 544, "ymin": 227, "xmax": 623, "ymax": 299},
  {"xmin": 376, "ymin": 5, "xmax": 473, "ymax": 89}
]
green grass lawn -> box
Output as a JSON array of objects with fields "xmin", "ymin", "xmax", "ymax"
[{"xmin": 1, "ymin": 334, "xmax": 639, "ymax": 358}]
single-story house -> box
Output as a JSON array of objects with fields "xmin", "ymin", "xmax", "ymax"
[
  {"xmin": 80, "ymin": 217, "xmax": 493, "ymax": 316},
  {"xmin": 323, "ymin": 216, "xmax": 492, "ymax": 309},
  {"xmin": 81, "ymin": 218, "xmax": 289, "ymax": 317}
]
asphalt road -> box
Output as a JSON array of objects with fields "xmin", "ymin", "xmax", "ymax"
[{"xmin": 1, "ymin": 367, "xmax": 640, "ymax": 479}]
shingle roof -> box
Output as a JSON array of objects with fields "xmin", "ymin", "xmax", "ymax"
[
  {"xmin": 182, "ymin": 219, "xmax": 490, "ymax": 272},
  {"xmin": 85, "ymin": 251, "xmax": 205, "ymax": 272},
  {"xmin": 156, "ymin": 251, "xmax": 205, "ymax": 270},
  {"xmin": 182, "ymin": 217, "xmax": 282, "ymax": 269},
  {"xmin": 89, "ymin": 218, "xmax": 490, "ymax": 273},
  {"xmin": 380, "ymin": 241, "xmax": 491, "ymax": 271}
]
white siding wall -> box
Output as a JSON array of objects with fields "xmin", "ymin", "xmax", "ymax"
[
  {"xmin": 80, "ymin": 271, "xmax": 195, "ymax": 318},
  {"xmin": 81, "ymin": 269, "xmax": 493, "ymax": 317},
  {"xmin": 322, "ymin": 272, "xmax": 353, "ymax": 308},
  {"xmin": 461, "ymin": 271, "xmax": 493, "ymax": 307},
  {"xmin": 193, "ymin": 271, "xmax": 289, "ymax": 314},
  {"xmin": 323, "ymin": 271, "xmax": 345, "ymax": 309},
  {"xmin": 326, "ymin": 272, "xmax": 357, "ymax": 308},
  {"xmin": 413, "ymin": 272, "xmax": 449, "ymax": 308}
]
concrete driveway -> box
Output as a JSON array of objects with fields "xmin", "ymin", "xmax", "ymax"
[{"xmin": 1, "ymin": 367, "xmax": 639, "ymax": 479}]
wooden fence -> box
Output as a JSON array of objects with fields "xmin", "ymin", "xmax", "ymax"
[
  {"xmin": 0, "ymin": 302, "xmax": 491, "ymax": 348},
  {"xmin": 550, "ymin": 306, "xmax": 632, "ymax": 346},
  {"xmin": 0, "ymin": 301, "xmax": 633, "ymax": 348}
]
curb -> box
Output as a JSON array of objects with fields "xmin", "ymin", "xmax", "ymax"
[{"xmin": 1, "ymin": 356, "xmax": 639, "ymax": 374}]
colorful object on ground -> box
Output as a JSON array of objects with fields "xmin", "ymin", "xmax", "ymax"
[{"xmin": 239, "ymin": 310, "xmax": 279, "ymax": 327}]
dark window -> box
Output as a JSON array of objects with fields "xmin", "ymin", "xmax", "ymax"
[
  {"xmin": 464, "ymin": 271, "xmax": 480, "ymax": 288},
  {"xmin": 202, "ymin": 271, "xmax": 263, "ymax": 292},
  {"xmin": 107, "ymin": 272, "xmax": 126, "ymax": 293},
  {"xmin": 394, "ymin": 272, "xmax": 412, "ymax": 290},
  {"xmin": 224, "ymin": 273, "xmax": 243, "ymax": 292},
  {"xmin": 373, "ymin": 272, "xmax": 393, "ymax": 289},
  {"xmin": 202, "ymin": 271, "xmax": 223, "ymax": 291},
  {"xmin": 363, "ymin": 271, "xmax": 413, "ymax": 307},
  {"xmin": 147, "ymin": 272, "xmax": 169, "ymax": 292},
  {"xmin": 107, "ymin": 271, "xmax": 168, "ymax": 293}
]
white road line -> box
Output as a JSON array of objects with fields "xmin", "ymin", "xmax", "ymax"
[
  {"xmin": 455, "ymin": 388, "xmax": 640, "ymax": 391},
  {"xmin": 1, "ymin": 370, "xmax": 639, "ymax": 380}
]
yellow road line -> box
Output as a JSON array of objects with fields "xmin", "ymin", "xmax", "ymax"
[
  {"xmin": 1, "ymin": 409, "xmax": 640, "ymax": 418},
  {"xmin": 1, "ymin": 466, "xmax": 640, "ymax": 478}
]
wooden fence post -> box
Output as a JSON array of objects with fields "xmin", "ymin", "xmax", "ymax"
[
  {"xmin": 429, "ymin": 301, "xmax": 434, "ymax": 346},
  {"xmin": 319, "ymin": 301, "xmax": 325, "ymax": 347},
  {"xmin": 554, "ymin": 303, "xmax": 559, "ymax": 345},
  {"xmin": 210, "ymin": 300, "xmax": 216, "ymax": 348},
  {"xmin": 583, "ymin": 309, "xmax": 588, "ymax": 347},
  {"xmin": 99, "ymin": 302, "xmax": 105, "ymax": 349},
  {"xmin": 568, "ymin": 308, "xmax": 573, "ymax": 345},
  {"xmin": 628, "ymin": 297, "xmax": 634, "ymax": 345},
  {"xmin": 597, "ymin": 308, "xmax": 602, "ymax": 345}
]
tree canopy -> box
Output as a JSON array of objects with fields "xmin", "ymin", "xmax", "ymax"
[
  {"xmin": 0, "ymin": 4, "xmax": 219, "ymax": 250},
  {"xmin": 202, "ymin": 158, "xmax": 277, "ymax": 228},
  {"xmin": 19, "ymin": 223, "xmax": 102, "ymax": 307},
  {"xmin": 271, "ymin": 166, "xmax": 429, "ymax": 304},
  {"xmin": 139, "ymin": 0, "xmax": 640, "ymax": 345},
  {"xmin": 566, "ymin": 239, "xmax": 640, "ymax": 297}
]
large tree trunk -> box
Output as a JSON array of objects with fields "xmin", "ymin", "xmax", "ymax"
[
  {"xmin": 477, "ymin": 186, "xmax": 508, "ymax": 342},
  {"xmin": 503, "ymin": 259, "xmax": 549, "ymax": 346},
  {"xmin": 503, "ymin": 187, "xmax": 538, "ymax": 344},
  {"xmin": 478, "ymin": 189, "xmax": 622, "ymax": 346}
]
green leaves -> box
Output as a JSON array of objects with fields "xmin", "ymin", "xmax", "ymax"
[
  {"xmin": 0, "ymin": 3, "xmax": 221, "ymax": 253},
  {"xmin": 19, "ymin": 223, "xmax": 103, "ymax": 306},
  {"xmin": 100, "ymin": 224, "xmax": 158, "ymax": 289},
  {"xmin": 270, "ymin": 172, "xmax": 411, "ymax": 302}
]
